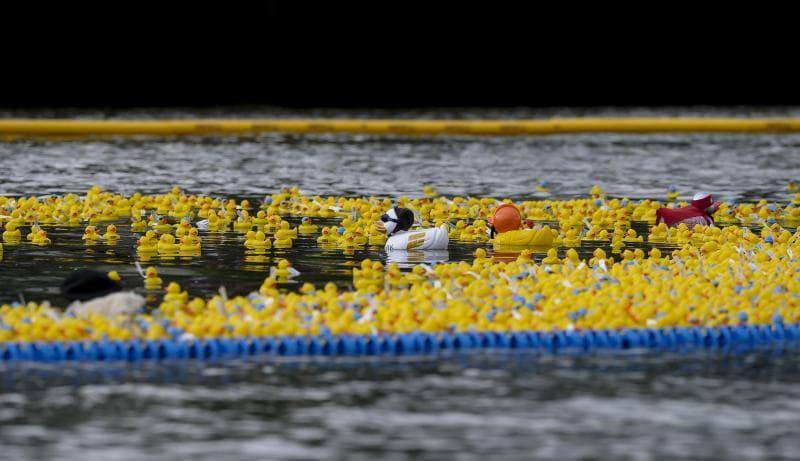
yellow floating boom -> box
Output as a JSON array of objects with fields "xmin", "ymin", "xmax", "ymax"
[{"xmin": 2, "ymin": 117, "xmax": 800, "ymax": 139}]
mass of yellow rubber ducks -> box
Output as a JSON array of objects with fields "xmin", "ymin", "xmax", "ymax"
[{"xmin": 4, "ymin": 185, "xmax": 800, "ymax": 343}]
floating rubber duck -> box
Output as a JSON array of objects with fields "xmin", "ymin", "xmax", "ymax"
[
  {"xmin": 610, "ymin": 237, "xmax": 625, "ymax": 254},
  {"xmin": 589, "ymin": 248, "xmax": 612, "ymax": 267},
  {"xmin": 516, "ymin": 249, "xmax": 534, "ymax": 264},
  {"xmin": 316, "ymin": 227, "xmax": 338, "ymax": 245},
  {"xmin": 789, "ymin": 181, "xmax": 799, "ymax": 192},
  {"xmin": 233, "ymin": 211, "xmax": 253, "ymax": 232},
  {"xmin": 622, "ymin": 228, "xmax": 643, "ymax": 243},
  {"xmin": 542, "ymin": 248, "xmax": 561, "ymax": 265},
  {"xmin": 667, "ymin": 185, "xmax": 679, "ymax": 201},
  {"xmin": 423, "ymin": 185, "xmax": 438, "ymax": 198},
  {"xmin": 26, "ymin": 223, "xmax": 41, "ymax": 241},
  {"xmin": 253, "ymin": 210, "xmax": 269, "ymax": 227},
  {"xmin": 368, "ymin": 222, "xmax": 388, "ymax": 246},
  {"xmin": 245, "ymin": 230, "xmax": 271, "ymax": 249},
  {"xmin": 131, "ymin": 215, "xmax": 148, "ymax": 232},
  {"xmin": 179, "ymin": 228, "xmax": 202, "ymax": 253},
  {"xmin": 157, "ymin": 233, "xmax": 180, "ymax": 253},
  {"xmin": 2, "ymin": 222, "xmax": 22, "ymax": 242},
  {"xmin": 563, "ymin": 248, "xmax": 581, "ymax": 266},
  {"xmin": 175, "ymin": 218, "xmax": 192, "ymax": 237},
  {"xmin": 535, "ymin": 180, "xmax": 550, "ymax": 193},
  {"xmin": 273, "ymin": 226, "xmax": 294, "ymax": 248},
  {"xmin": 298, "ymin": 217, "xmax": 319, "ymax": 235},
  {"xmin": 144, "ymin": 266, "xmax": 163, "ymax": 290},
  {"xmin": 103, "ymin": 224, "xmax": 120, "ymax": 242},
  {"xmin": 31, "ymin": 229, "xmax": 51, "ymax": 246},
  {"xmin": 270, "ymin": 259, "xmax": 299, "ymax": 282},
  {"xmin": 648, "ymin": 223, "xmax": 668, "ymax": 243},
  {"xmin": 82, "ymin": 225, "xmax": 100, "ymax": 242},
  {"xmin": 563, "ymin": 228, "xmax": 581, "ymax": 247},
  {"xmin": 163, "ymin": 281, "xmax": 188, "ymax": 304}
]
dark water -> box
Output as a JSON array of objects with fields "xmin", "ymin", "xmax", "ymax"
[{"xmin": 3, "ymin": 111, "xmax": 800, "ymax": 459}]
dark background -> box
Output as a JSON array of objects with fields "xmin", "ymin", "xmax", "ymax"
[{"xmin": 1, "ymin": 4, "xmax": 796, "ymax": 109}]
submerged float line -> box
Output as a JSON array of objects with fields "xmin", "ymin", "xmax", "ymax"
[
  {"xmin": 1, "ymin": 324, "xmax": 798, "ymax": 362},
  {"xmin": 2, "ymin": 118, "xmax": 800, "ymax": 138}
]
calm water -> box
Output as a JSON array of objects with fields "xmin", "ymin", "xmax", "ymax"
[{"xmin": 2, "ymin": 109, "xmax": 800, "ymax": 459}]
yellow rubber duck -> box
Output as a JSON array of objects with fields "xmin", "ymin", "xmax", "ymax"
[
  {"xmin": 563, "ymin": 248, "xmax": 581, "ymax": 265},
  {"xmin": 273, "ymin": 227, "xmax": 294, "ymax": 248},
  {"xmin": 622, "ymin": 228, "xmax": 643, "ymax": 243},
  {"xmin": 82, "ymin": 225, "xmax": 100, "ymax": 242},
  {"xmin": 131, "ymin": 215, "xmax": 148, "ymax": 232},
  {"xmin": 102, "ymin": 224, "xmax": 120, "ymax": 242},
  {"xmin": 144, "ymin": 266, "xmax": 163, "ymax": 290},
  {"xmin": 175, "ymin": 219, "xmax": 192, "ymax": 237},
  {"xmin": 789, "ymin": 181, "xmax": 799, "ymax": 192},
  {"xmin": 273, "ymin": 259, "xmax": 292, "ymax": 281},
  {"xmin": 233, "ymin": 212, "xmax": 253, "ymax": 232},
  {"xmin": 542, "ymin": 248, "xmax": 561, "ymax": 265},
  {"xmin": 150, "ymin": 216, "xmax": 174, "ymax": 234},
  {"xmin": 317, "ymin": 227, "xmax": 338, "ymax": 245},
  {"xmin": 368, "ymin": 223, "xmax": 388, "ymax": 246},
  {"xmin": 245, "ymin": 230, "xmax": 271, "ymax": 249},
  {"xmin": 298, "ymin": 217, "xmax": 319, "ymax": 234},
  {"xmin": 610, "ymin": 237, "xmax": 625, "ymax": 254},
  {"xmin": 26, "ymin": 223, "xmax": 41, "ymax": 241},
  {"xmin": 589, "ymin": 248, "xmax": 612, "ymax": 267},
  {"xmin": 423, "ymin": 185, "xmax": 438, "ymax": 198},
  {"xmin": 667, "ymin": 185, "xmax": 679, "ymax": 201},
  {"xmin": 648, "ymin": 223, "xmax": 668, "ymax": 243},
  {"xmin": 163, "ymin": 282, "xmax": 188, "ymax": 304},
  {"xmin": 516, "ymin": 249, "xmax": 534, "ymax": 264},
  {"xmin": 253, "ymin": 210, "xmax": 269, "ymax": 227},
  {"xmin": 179, "ymin": 228, "xmax": 202, "ymax": 253},
  {"xmin": 157, "ymin": 233, "xmax": 180, "ymax": 253},
  {"xmin": 31, "ymin": 229, "xmax": 51, "ymax": 246},
  {"xmin": 2, "ymin": 222, "xmax": 22, "ymax": 242},
  {"xmin": 535, "ymin": 180, "xmax": 550, "ymax": 193},
  {"xmin": 563, "ymin": 228, "xmax": 581, "ymax": 247}
]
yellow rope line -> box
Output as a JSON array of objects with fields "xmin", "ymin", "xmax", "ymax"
[{"xmin": 1, "ymin": 117, "xmax": 800, "ymax": 138}]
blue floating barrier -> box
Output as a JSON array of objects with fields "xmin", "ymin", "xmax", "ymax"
[
  {"xmin": 379, "ymin": 336, "xmax": 394, "ymax": 355},
  {"xmin": 172, "ymin": 340, "xmax": 188, "ymax": 359},
  {"xmin": 1, "ymin": 343, "xmax": 17, "ymax": 361},
  {"xmin": 337, "ymin": 336, "xmax": 355, "ymax": 356},
  {"xmin": 453, "ymin": 333, "xmax": 470, "ymax": 350},
  {"xmin": 365, "ymin": 335, "xmax": 379, "ymax": 355},
  {"xmin": 306, "ymin": 338, "xmax": 321, "ymax": 356},
  {"xmin": 394, "ymin": 334, "xmax": 414, "ymax": 355},
  {"xmin": 701, "ymin": 328, "xmax": 718, "ymax": 348},
  {"xmin": 509, "ymin": 332, "xmax": 529, "ymax": 349},
  {"xmin": 622, "ymin": 329, "xmax": 641, "ymax": 349},
  {"xmin": 540, "ymin": 332, "xmax": 556, "ymax": 350},
  {"xmin": 34, "ymin": 342, "xmax": 57, "ymax": 361},
  {"xmin": 261, "ymin": 337, "xmax": 276, "ymax": 355},
  {"xmin": 217, "ymin": 338, "xmax": 236, "ymax": 357},
  {"xmin": 786, "ymin": 324, "xmax": 800, "ymax": 340},
  {"xmin": 527, "ymin": 332, "xmax": 543, "ymax": 349},
  {"xmin": 202, "ymin": 339, "xmax": 220, "ymax": 359},
  {"xmin": 420, "ymin": 333, "xmax": 437, "ymax": 353},
  {"xmin": 127, "ymin": 341, "xmax": 143, "ymax": 361},
  {"xmin": 771, "ymin": 324, "xmax": 786, "ymax": 341},
  {"xmin": 662, "ymin": 329, "xmax": 678, "ymax": 350},
  {"xmin": 159, "ymin": 340, "xmax": 179, "ymax": 359},
  {"xmin": 15, "ymin": 343, "xmax": 32, "ymax": 361},
  {"xmin": 606, "ymin": 330, "xmax": 622, "ymax": 349},
  {"xmin": 352, "ymin": 335, "xmax": 366, "ymax": 355},
  {"xmin": 480, "ymin": 332, "xmax": 496, "ymax": 348},
  {"xmin": 64, "ymin": 342, "xmax": 81, "ymax": 360},
  {"xmin": 438, "ymin": 333, "xmax": 454, "ymax": 350},
  {"xmin": 187, "ymin": 340, "xmax": 201, "ymax": 359},
  {"xmin": 492, "ymin": 332, "xmax": 510, "ymax": 348},
  {"xmin": 143, "ymin": 340, "xmax": 159, "ymax": 360},
  {"xmin": 468, "ymin": 332, "xmax": 482, "ymax": 348},
  {"xmin": 95, "ymin": 341, "xmax": 112, "ymax": 361}
]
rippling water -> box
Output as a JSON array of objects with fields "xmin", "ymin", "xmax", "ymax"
[{"xmin": 2, "ymin": 109, "xmax": 800, "ymax": 459}]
